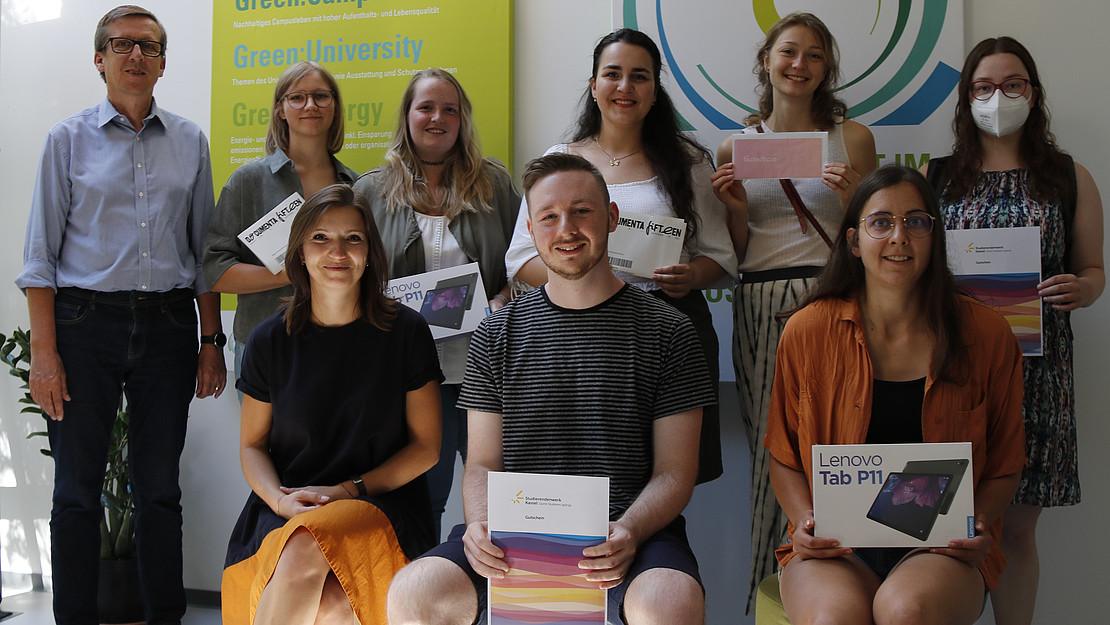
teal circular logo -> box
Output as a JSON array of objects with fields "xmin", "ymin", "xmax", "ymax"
[{"xmin": 621, "ymin": 0, "xmax": 959, "ymax": 129}]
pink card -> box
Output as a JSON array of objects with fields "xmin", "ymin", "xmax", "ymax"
[{"xmin": 732, "ymin": 132, "xmax": 828, "ymax": 179}]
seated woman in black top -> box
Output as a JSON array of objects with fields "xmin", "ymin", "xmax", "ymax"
[{"xmin": 221, "ymin": 184, "xmax": 443, "ymax": 625}]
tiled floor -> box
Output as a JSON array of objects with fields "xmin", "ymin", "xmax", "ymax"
[{"xmin": 0, "ymin": 590, "xmax": 221, "ymax": 625}]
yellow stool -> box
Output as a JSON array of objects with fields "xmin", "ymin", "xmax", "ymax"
[{"xmin": 754, "ymin": 574, "xmax": 791, "ymax": 625}]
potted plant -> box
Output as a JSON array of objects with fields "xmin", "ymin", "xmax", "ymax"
[{"xmin": 2, "ymin": 328, "xmax": 144, "ymax": 624}]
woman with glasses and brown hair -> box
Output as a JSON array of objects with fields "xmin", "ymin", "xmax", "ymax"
[
  {"xmin": 221, "ymin": 184, "xmax": 443, "ymax": 625},
  {"xmin": 504, "ymin": 28, "xmax": 737, "ymax": 492},
  {"xmin": 920, "ymin": 37, "xmax": 1104, "ymax": 625},
  {"xmin": 204, "ymin": 61, "xmax": 358, "ymax": 385},
  {"xmin": 765, "ymin": 165, "xmax": 1025, "ymax": 625}
]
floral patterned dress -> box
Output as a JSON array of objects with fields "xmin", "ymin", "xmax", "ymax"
[{"xmin": 940, "ymin": 169, "xmax": 1078, "ymax": 507}]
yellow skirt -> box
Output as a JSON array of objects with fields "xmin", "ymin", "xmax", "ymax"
[{"xmin": 221, "ymin": 499, "xmax": 410, "ymax": 625}]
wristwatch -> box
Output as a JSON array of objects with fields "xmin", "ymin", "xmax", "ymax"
[
  {"xmin": 200, "ymin": 332, "xmax": 227, "ymax": 348},
  {"xmin": 350, "ymin": 474, "xmax": 367, "ymax": 497}
]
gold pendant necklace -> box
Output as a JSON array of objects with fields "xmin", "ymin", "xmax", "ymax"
[{"xmin": 594, "ymin": 136, "xmax": 642, "ymax": 166}]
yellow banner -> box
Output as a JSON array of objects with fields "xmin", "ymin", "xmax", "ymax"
[{"xmin": 210, "ymin": 0, "xmax": 513, "ymax": 194}]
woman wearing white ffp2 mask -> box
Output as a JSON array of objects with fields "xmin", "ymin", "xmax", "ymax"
[
  {"xmin": 969, "ymin": 84, "xmax": 1030, "ymax": 138},
  {"xmin": 921, "ymin": 36, "xmax": 1105, "ymax": 625}
]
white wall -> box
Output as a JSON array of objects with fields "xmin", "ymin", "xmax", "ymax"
[
  {"xmin": 962, "ymin": 4, "xmax": 1110, "ymax": 623},
  {"xmin": 2, "ymin": 2, "xmax": 1107, "ymax": 624}
]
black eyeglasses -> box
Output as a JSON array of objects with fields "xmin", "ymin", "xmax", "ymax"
[
  {"xmin": 859, "ymin": 211, "xmax": 935, "ymax": 239},
  {"xmin": 106, "ymin": 37, "xmax": 164, "ymax": 57},
  {"xmin": 969, "ymin": 77, "xmax": 1029, "ymax": 101},
  {"xmin": 283, "ymin": 91, "xmax": 335, "ymax": 109}
]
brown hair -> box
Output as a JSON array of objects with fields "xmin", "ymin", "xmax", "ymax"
[
  {"xmin": 94, "ymin": 5, "xmax": 165, "ymax": 82},
  {"xmin": 790, "ymin": 165, "xmax": 968, "ymax": 384},
  {"xmin": 282, "ymin": 184, "xmax": 397, "ymax": 335},
  {"xmin": 943, "ymin": 36, "xmax": 1071, "ymax": 206},
  {"xmin": 747, "ymin": 12, "xmax": 847, "ymax": 129},
  {"xmin": 521, "ymin": 153, "xmax": 610, "ymax": 212},
  {"xmin": 265, "ymin": 61, "xmax": 345, "ymax": 156},
  {"xmin": 378, "ymin": 68, "xmax": 500, "ymax": 218}
]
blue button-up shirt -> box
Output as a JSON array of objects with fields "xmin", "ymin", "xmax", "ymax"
[{"xmin": 17, "ymin": 98, "xmax": 215, "ymax": 294}]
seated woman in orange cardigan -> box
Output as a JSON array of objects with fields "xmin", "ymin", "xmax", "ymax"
[{"xmin": 765, "ymin": 166, "xmax": 1025, "ymax": 625}]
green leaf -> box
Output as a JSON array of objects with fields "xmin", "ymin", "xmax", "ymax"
[{"xmin": 100, "ymin": 519, "xmax": 112, "ymax": 560}]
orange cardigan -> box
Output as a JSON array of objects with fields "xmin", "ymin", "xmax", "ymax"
[{"xmin": 765, "ymin": 295, "xmax": 1025, "ymax": 589}]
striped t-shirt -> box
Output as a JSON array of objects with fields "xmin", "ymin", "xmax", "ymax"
[{"xmin": 459, "ymin": 284, "xmax": 716, "ymax": 519}]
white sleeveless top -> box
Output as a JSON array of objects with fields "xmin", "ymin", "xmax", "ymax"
[{"xmin": 737, "ymin": 120, "xmax": 851, "ymax": 273}]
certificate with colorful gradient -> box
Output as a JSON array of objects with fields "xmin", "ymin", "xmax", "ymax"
[
  {"xmin": 946, "ymin": 226, "xmax": 1042, "ymax": 356},
  {"xmin": 487, "ymin": 472, "xmax": 610, "ymax": 625}
]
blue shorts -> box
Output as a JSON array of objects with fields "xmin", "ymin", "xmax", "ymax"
[{"xmin": 421, "ymin": 515, "xmax": 702, "ymax": 625}]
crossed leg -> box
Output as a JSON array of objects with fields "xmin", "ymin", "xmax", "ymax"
[{"xmin": 253, "ymin": 527, "xmax": 354, "ymax": 625}]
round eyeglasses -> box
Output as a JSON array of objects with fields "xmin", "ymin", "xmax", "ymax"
[
  {"xmin": 283, "ymin": 91, "xmax": 334, "ymax": 109},
  {"xmin": 859, "ymin": 211, "xmax": 935, "ymax": 239},
  {"xmin": 970, "ymin": 77, "xmax": 1029, "ymax": 101},
  {"xmin": 106, "ymin": 37, "xmax": 164, "ymax": 57}
]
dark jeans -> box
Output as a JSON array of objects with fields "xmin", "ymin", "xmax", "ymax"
[
  {"xmin": 426, "ymin": 383, "xmax": 467, "ymax": 540},
  {"xmin": 48, "ymin": 288, "xmax": 198, "ymax": 625}
]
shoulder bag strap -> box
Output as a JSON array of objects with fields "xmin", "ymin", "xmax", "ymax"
[{"xmin": 754, "ymin": 124, "xmax": 834, "ymax": 249}]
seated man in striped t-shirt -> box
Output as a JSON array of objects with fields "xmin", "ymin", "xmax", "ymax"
[{"xmin": 386, "ymin": 152, "xmax": 716, "ymax": 625}]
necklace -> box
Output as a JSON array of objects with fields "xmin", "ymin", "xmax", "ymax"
[
  {"xmin": 419, "ymin": 158, "xmax": 447, "ymax": 166},
  {"xmin": 593, "ymin": 136, "xmax": 641, "ymax": 166}
]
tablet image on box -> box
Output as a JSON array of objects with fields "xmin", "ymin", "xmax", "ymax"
[
  {"xmin": 419, "ymin": 285, "xmax": 470, "ymax": 330},
  {"xmin": 389, "ymin": 262, "xmax": 488, "ymax": 341},
  {"xmin": 435, "ymin": 272, "xmax": 479, "ymax": 310},
  {"xmin": 903, "ymin": 458, "xmax": 968, "ymax": 515},
  {"xmin": 866, "ymin": 472, "xmax": 953, "ymax": 541}
]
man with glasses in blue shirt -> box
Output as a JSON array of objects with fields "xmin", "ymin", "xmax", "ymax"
[{"xmin": 15, "ymin": 5, "xmax": 226, "ymax": 624}]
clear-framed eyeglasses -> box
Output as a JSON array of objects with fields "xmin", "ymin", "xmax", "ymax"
[
  {"xmin": 283, "ymin": 91, "xmax": 335, "ymax": 109},
  {"xmin": 106, "ymin": 37, "xmax": 164, "ymax": 57},
  {"xmin": 969, "ymin": 77, "xmax": 1030, "ymax": 101},
  {"xmin": 859, "ymin": 211, "xmax": 936, "ymax": 239}
]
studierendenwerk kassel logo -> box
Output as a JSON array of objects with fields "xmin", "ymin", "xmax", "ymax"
[{"xmin": 619, "ymin": 0, "xmax": 960, "ymax": 129}]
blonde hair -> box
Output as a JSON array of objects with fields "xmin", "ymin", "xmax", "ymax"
[{"xmin": 379, "ymin": 69, "xmax": 497, "ymax": 218}]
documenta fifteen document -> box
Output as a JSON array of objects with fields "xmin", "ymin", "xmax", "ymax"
[
  {"xmin": 607, "ymin": 212, "xmax": 686, "ymax": 279},
  {"xmin": 237, "ymin": 192, "xmax": 305, "ymax": 274}
]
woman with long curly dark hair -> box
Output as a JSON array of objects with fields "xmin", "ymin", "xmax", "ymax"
[
  {"xmin": 505, "ymin": 27, "xmax": 737, "ymax": 487},
  {"xmin": 922, "ymin": 36, "xmax": 1104, "ymax": 625}
]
